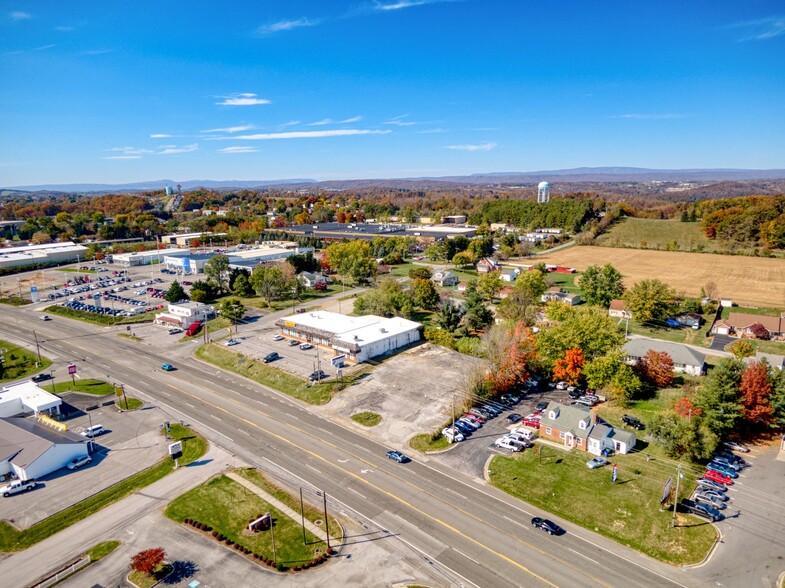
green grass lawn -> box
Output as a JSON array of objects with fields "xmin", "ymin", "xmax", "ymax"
[
  {"xmin": 42, "ymin": 378, "xmax": 115, "ymax": 396},
  {"xmin": 0, "ymin": 339, "xmax": 51, "ymax": 382},
  {"xmin": 44, "ymin": 305, "xmax": 155, "ymax": 326},
  {"xmin": 129, "ymin": 563, "xmax": 173, "ymax": 588},
  {"xmin": 59, "ymin": 268, "xmax": 96, "ymax": 274},
  {"xmin": 195, "ymin": 343, "xmax": 371, "ymax": 405},
  {"xmin": 165, "ymin": 475, "xmax": 329, "ymax": 568},
  {"xmin": 0, "ymin": 296, "xmax": 31, "ymax": 306},
  {"xmin": 489, "ymin": 449, "xmax": 716, "ymax": 565},
  {"xmin": 721, "ymin": 305, "xmax": 784, "ymax": 319},
  {"xmin": 627, "ymin": 315, "xmax": 714, "ymax": 347},
  {"xmin": 547, "ymin": 271, "xmax": 581, "ymax": 293},
  {"xmin": 409, "ymin": 432, "xmax": 451, "ymax": 453},
  {"xmin": 0, "ymin": 424, "xmax": 206, "ymax": 552},
  {"xmin": 350, "ymin": 411, "xmax": 382, "ymax": 427},
  {"xmin": 595, "ymin": 218, "xmax": 715, "ymax": 253},
  {"xmin": 85, "ymin": 540, "xmax": 121, "ymax": 561},
  {"xmin": 730, "ymin": 339, "xmax": 785, "ymax": 355},
  {"xmin": 116, "ymin": 397, "xmax": 144, "ymax": 410}
]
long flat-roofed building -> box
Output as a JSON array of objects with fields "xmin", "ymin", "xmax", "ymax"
[
  {"xmin": 0, "ymin": 241, "xmax": 88, "ymax": 269},
  {"xmin": 275, "ymin": 310, "xmax": 421, "ymax": 364}
]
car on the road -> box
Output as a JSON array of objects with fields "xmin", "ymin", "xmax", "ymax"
[
  {"xmin": 622, "ymin": 415, "xmax": 645, "ymax": 430},
  {"xmin": 704, "ymin": 469, "xmax": 734, "ymax": 486},
  {"xmin": 442, "ymin": 427, "xmax": 465, "ymax": 443},
  {"xmin": 272, "ymin": 334, "xmax": 284, "ymax": 341},
  {"xmin": 535, "ymin": 401, "xmax": 548, "ymax": 412},
  {"xmin": 386, "ymin": 450, "xmax": 409, "ymax": 463},
  {"xmin": 495, "ymin": 437, "xmax": 523, "ymax": 452},
  {"xmin": 531, "ymin": 517, "xmax": 562, "ymax": 535},
  {"xmin": 506, "ymin": 413, "xmax": 522, "ymax": 424},
  {"xmin": 224, "ymin": 339, "xmax": 240, "ymax": 347},
  {"xmin": 695, "ymin": 477, "xmax": 728, "ymax": 493},
  {"xmin": 161, "ymin": 363, "xmax": 175, "ymax": 371},
  {"xmin": 521, "ymin": 416, "xmax": 541, "ymax": 429},
  {"xmin": 263, "ymin": 352, "xmax": 280, "ymax": 363},
  {"xmin": 66, "ymin": 455, "xmax": 92, "ymax": 470},
  {"xmin": 308, "ymin": 370, "xmax": 326, "ymax": 382},
  {"xmin": 0, "ymin": 478, "xmax": 38, "ymax": 497},
  {"xmin": 723, "ymin": 440, "xmax": 750, "ymax": 453},
  {"xmin": 586, "ymin": 457, "xmax": 609, "ymax": 469},
  {"xmin": 707, "ymin": 461, "xmax": 739, "ymax": 478},
  {"xmin": 40, "ymin": 314, "xmax": 51, "ymax": 321},
  {"xmin": 299, "ymin": 342, "xmax": 313, "ymax": 350},
  {"xmin": 31, "ymin": 373, "xmax": 53, "ymax": 383},
  {"xmin": 681, "ymin": 498, "xmax": 721, "ymax": 522}
]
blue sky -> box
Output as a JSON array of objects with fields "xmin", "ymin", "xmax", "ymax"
[{"xmin": 1, "ymin": 1, "xmax": 784, "ymax": 185}]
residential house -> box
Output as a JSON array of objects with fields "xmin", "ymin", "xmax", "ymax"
[
  {"xmin": 608, "ymin": 299, "xmax": 631, "ymax": 319},
  {"xmin": 300, "ymin": 272, "xmax": 328, "ymax": 288},
  {"xmin": 623, "ymin": 338, "xmax": 707, "ymax": 376},
  {"xmin": 476, "ymin": 258, "xmax": 500, "ymax": 273},
  {"xmin": 538, "ymin": 402, "xmax": 636, "ymax": 456},
  {"xmin": 432, "ymin": 270, "xmax": 459, "ymax": 287},
  {"xmin": 541, "ymin": 287, "xmax": 581, "ymax": 306},
  {"xmin": 498, "ymin": 285, "xmax": 514, "ymax": 299},
  {"xmin": 154, "ymin": 301, "xmax": 215, "ymax": 330},
  {"xmin": 743, "ymin": 351, "xmax": 785, "ymax": 370},
  {"xmin": 500, "ymin": 268, "xmax": 520, "ymax": 282},
  {"xmin": 676, "ymin": 312, "xmax": 703, "ymax": 328},
  {"xmin": 713, "ymin": 312, "xmax": 784, "ymax": 340}
]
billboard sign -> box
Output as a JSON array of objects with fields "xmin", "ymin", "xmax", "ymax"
[
  {"xmin": 67, "ymin": 363, "xmax": 77, "ymax": 376},
  {"xmin": 331, "ymin": 354, "xmax": 346, "ymax": 368},
  {"xmin": 661, "ymin": 477, "xmax": 673, "ymax": 504},
  {"xmin": 30, "ymin": 286, "xmax": 39, "ymax": 303},
  {"xmin": 168, "ymin": 441, "xmax": 183, "ymax": 459}
]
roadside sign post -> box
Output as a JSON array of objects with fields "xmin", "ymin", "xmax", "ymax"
[
  {"xmin": 169, "ymin": 441, "xmax": 183, "ymax": 469},
  {"xmin": 67, "ymin": 363, "xmax": 77, "ymax": 387}
]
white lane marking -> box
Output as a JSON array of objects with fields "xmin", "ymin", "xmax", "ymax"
[
  {"xmin": 454, "ymin": 548, "xmax": 481, "ymax": 566},
  {"xmin": 348, "ymin": 487, "xmax": 366, "ymax": 500},
  {"xmin": 238, "ymin": 429, "xmax": 251, "ymax": 436},
  {"xmin": 568, "ymin": 547, "xmax": 601, "ymax": 566},
  {"xmin": 305, "ymin": 463, "xmax": 321, "ymax": 474},
  {"xmin": 210, "ymin": 414, "xmax": 221, "ymax": 421},
  {"xmin": 503, "ymin": 515, "xmax": 528, "ymax": 529}
]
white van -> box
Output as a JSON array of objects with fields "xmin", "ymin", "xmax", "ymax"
[
  {"xmin": 513, "ymin": 427, "xmax": 538, "ymax": 441},
  {"xmin": 81, "ymin": 424, "xmax": 105, "ymax": 438}
]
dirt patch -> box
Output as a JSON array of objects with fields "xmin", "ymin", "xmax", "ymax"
[
  {"xmin": 315, "ymin": 343, "xmax": 487, "ymax": 448},
  {"xmin": 532, "ymin": 246, "xmax": 785, "ymax": 308}
]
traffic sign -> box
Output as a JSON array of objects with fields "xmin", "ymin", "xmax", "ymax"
[{"xmin": 67, "ymin": 363, "xmax": 77, "ymax": 375}]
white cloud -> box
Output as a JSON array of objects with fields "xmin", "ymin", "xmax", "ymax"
[
  {"xmin": 610, "ymin": 113, "xmax": 685, "ymax": 120},
  {"xmin": 219, "ymin": 146, "xmax": 259, "ymax": 154},
  {"xmin": 157, "ymin": 143, "xmax": 198, "ymax": 155},
  {"xmin": 374, "ymin": 0, "xmax": 431, "ymax": 11},
  {"xmin": 728, "ymin": 15, "xmax": 785, "ymax": 41},
  {"xmin": 108, "ymin": 146, "xmax": 153, "ymax": 156},
  {"xmin": 150, "ymin": 133, "xmax": 172, "ymax": 138},
  {"xmin": 446, "ymin": 141, "xmax": 497, "ymax": 152},
  {"xmin": 257, "ymin": 17, "xmax": 318, "ymax": 35},
  {"xmin": 82, "ymin": 49, "xmax": 114, "ymax": 56},
  {"xmin": 340, "ymin": 115, "xmax": 363, "ymax": 123},
  {"xmin": 280, "ymin": 120, "xmax": 301, "ymax": 128},
  {"xmin": 384, "ymin": 114, "xmax": 417, "ymax": 126},
  {"xmin": 418, "ymin": 127, "xmax": 447, "ymax": 134},
  {"xmin": 34, "ymin": 44, "xmax": 56, "ymax": 51},
  {"xmin": 308, "ymin": 118, "xmax": 334, "ymax": 126},
  {"xmin": 202, "ymin": 124, "xmax": 255, "ymax": 133},
  {"xmin": 232, "ymin": 129, "xmax": 391, "ymax": 140},
  {"xmin": 9, "ymin": 11, "xmax": 32, "ymax": 21},
  {"xmin": 103, "ymin": 155, "xmax": 142, "ymax": 160},
  {"xmin": 216, "ymin": 93, "xmax": 271, "ymax": 106}
]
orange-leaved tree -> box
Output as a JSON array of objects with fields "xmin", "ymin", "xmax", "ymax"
[
  {"xmin": 486, "ymin": 322, "xmax": 537, "ymax": 393},
  {"xmin": 739, "ymin": 361, "xmax": 774, "ymax": 426},
  {"xmin": 639, "ymin": 350, "xmax": 674, "ymax": 388},
  {"xmin": 553, "ymin": 348, "xmax": 584, "ymax": 385},
  {"xmin": 130, "ymin": 547, "xmax": 166, "ymax": 575}
]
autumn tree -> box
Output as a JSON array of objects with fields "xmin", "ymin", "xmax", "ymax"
[
  {"xmin": 728, "ymin": 339, "xmax": 755, "ymax": 358},
  {"xmin": 412, "ymin": 278, "xmax": 441, "ymax": 310},
  {"xmin": 408, "ymin": 266, "xmax": 432, "ymax": 280},
  {"xmin": 537, "ymin": 306, "xmax": 625, "ymax": 363},
  {"xmin": 739, "ymin": 361, "xmax": 774, "ymax": 427},
  {"xmin": 553, "ymin": 348, "xmax": 584, "ymax": 385},
  {"xmin": 637, "ymin": 350, "xmax": 674, "ymax": 388},
  {"xmin": 496, "ymin": 285, "xmax": 540, "ymax": 325},
  {"xmin": 582, "ymin": 352, "xmax": 643, "ymax": 403},
  {"xmin": 622, "ymin": 279, "xmax": 676, "ymax": 323},
  {"xmin": 130, "ymin": 547, "xmax": 166, "ymax": 575},
  {"xmin": 578, "ymin": 263, "xmax": 625, "ymax": 307},
  {"xmin": 673, "ymin": 396, "xmax": 702, "ymax": 420},
  {"xmin": 514, "ymin": 269, "xmax": 548, "ymax": 299},
  {"xmin": 324, "ymin": 240, "xmax": 377, "ymax": 284},
  {"xmin": 451, "ymin": 251, "xmax": 474, "ymax": 267},
  {"xmin": 482, "ymin": 322, "xmax": 537, "ymax": 393}
]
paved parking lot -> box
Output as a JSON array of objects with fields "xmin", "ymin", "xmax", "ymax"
[{"xmin": 0, "ymin": 398, "xmax": 168, "ymax": 529}]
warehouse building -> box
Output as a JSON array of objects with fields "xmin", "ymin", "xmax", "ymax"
[
  {"xmin": 160, "ymin": 232, "xmax": 227, "ymax": 247},
  {"xmin": 0, "ymin": 381, "xmax": 62, "ymax": 418},
  {"xmin": 281, "ymin": 222, "xmax": 476, "ymax": 241},
  {"xmin": 113, "ymin": 248, "xmax": 190, "ymax": 267},
  {"xmin": 275, "ymin": 310, "xmax": 421, "ymax": 364},
  {"xmin": 0, "ymin": 417, "xmax": 88, "ymax": 481},
  {"xmin": 0, "ymin": 242, "xmax": 88, "ymax": 270}
]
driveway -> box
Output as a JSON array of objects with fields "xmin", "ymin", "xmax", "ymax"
[{"xmin": 709, "ymin": 333, "xmax": 734, "ymax": 352}]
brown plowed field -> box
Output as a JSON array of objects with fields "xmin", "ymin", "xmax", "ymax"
[{"xmin": 532, "ymin": 246, "xmax": 785, "ymax": 308}]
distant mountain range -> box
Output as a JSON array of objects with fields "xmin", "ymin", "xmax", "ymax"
[{"xmin": 5, "ymin": 167, "xmax": 785, "ymax": 194}]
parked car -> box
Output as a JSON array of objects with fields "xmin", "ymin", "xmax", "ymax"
[
  {"xmin": 272, "ymin": 334, "xmax": 284, "ymax": 341},
  {"xmin": 308, "ymin": 370, "xmax": 326, "ymax": 382},
  {"xmin": 555, "ymin": 381, "xmax": 569, "ymax": 390},
  {"xmin": 500, "ymin": 393, "xmax": 521, "ymax": 404},
  {"xmin": 586, "ymin": 457, "xmax": 609, "ymax": 469},
  {"xmin": 723, "ymin": 440, "xmax": 750, "ymax": 453},
  {"xmin": 714, "ymin": 450, "xmax": 746, "ymax": 466},
  {"xmin": 567, "ymin": 388, "xmax": 583, "ymax": 399},
  {"xmin": 531, "ymin": 517, "xmax": 562, "ymax": 535},
  {"xmin": 161, "ymin": 363, "xmax": 175, "ymax": 371},
  {"xmin": 504, "ymin": 432, "xmax": 533, "ymax": 447},
  {"xmin": 575, "ymin": 397, "xmax": 596, "ymax": 407},
  {"xmin": 452, "ymin": 420, "xmax": 473, "ymax": 435},
  {"xmin": 462, "ymin": 413, "xmax": 484, "ymax": 426},
  {"xmin": 704, "ymin": 469, "xmax": 734, "ymax": 486},
  {"xmin": 168, "ymin": 328, "xmax": 182, "ymax": 334},
  {"xmin": 535, "ymin": 401, "xmax": 548, "ymax": 412},
  {"xmin": 457, "ymin": 417, "xmax": 478, "ymax": 430},
  {"xmin": 681, "ymin": 498, "xmax": 722, "ymax": 522},
  {"xmin": 495, "ymin": 437, "xmax": 523, "ymax": 452},
  {"xmin": 483, "ymin": 404, "xmax": 502, "ymax": 416},
  {"xmin": 506, "ymin": 413, "xmax": 522, "ymax": 424},
  {"xmin": 695, "ymin": 477, "xmax": 727, "ymax": 493},
  {"xmin": 711, "ymin": 455, "xmax": 743, "ymax": 471},
  {"xmin": 299, "ymin": 342, "xmax": 313, "ymax": 350},
  {"xmin": 81, "ymin": 424, "xmax": 105, "ymax": 438},
  {"xmin": 622, "ymin": 415, "xmax": 645, "ymax": 430},
  {"xmin": 386, "ymin": 450, "xmax": 409, "ymax": 463},
  {"xmin": 31, "ymin": 373, "xmax": 53, "ymax": 383},
  {"xmin": 0, "ymin": 478, "xmax": 38, "ymax": 497},
  {"xmin": 224, "ymin": 339, "xmax": 240, "ymax": 347},
  {"xmin": 695, "ymin": 490, "xmax": 728, "ymax": 505},
  {"xmin": 263, "ymin": 352, "xmax": 280, "ymax": 363},
  {"xmin": 67, "ymin": 455, "xmax": 92, "ymax": 470},
  {"xmin": 520, "ymin": 416, "xmax": 541, "ymax": 429},
  {"xmin": 471, "ymin": 407, "xmax": 493, "ymax": 420},
  {"xmin": 707, "ymin": 462, "xmax": 739, "ymax": 478},
  {"xmin": 288, "ymin": 339, "xmax": 300, "ymax": 347},
  {"xmin": 442, "ymin": 427, "xmax": 465, "ymax": 443}
]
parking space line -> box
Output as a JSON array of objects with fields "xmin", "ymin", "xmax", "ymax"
[{"xmin": 238, "ymin": 429, "xmax": 251, "ymax": 436}]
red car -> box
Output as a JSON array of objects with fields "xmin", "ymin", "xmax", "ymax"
[
  {"xmin": 463, "ymin": 414, "xmax": 484, "ymax": 425},
  {"xmin": 704, "ymin": 469, "xmax": 734, "ymax": 486},
  {"xmin": 521, "ymin": 417, "xmax": 541, "ymax": 429}
]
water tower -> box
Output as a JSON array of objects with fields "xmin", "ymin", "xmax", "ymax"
[{"xmin": 537, "ymin": 181, "xmax": 551, "ymax": 204}]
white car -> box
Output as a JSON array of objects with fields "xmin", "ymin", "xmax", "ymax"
[
  {"xmin": 495, "ymin": 437, "xmax": 523, "ymax": 452},
  {"xmin": 224, "ymin": 339, "xmax": 240, "ymax": 347},
  {"xmin": 40, "ymin": 314, "xmax": 51, "ymax": 321},
  {"xmin": 299, "ymin": 342, "xmax": 313, "ymax": 350},
  {"xmin": 586, "ymin": 457, "xmax": 609, "ymax": 469},
  {"xmin": 442, "ymin": 427, "xmax": 464, "ymax": 443},
  {"xmin": 272, "ymin": 334, "xmax": 284, "ymax": 341},
  {"xmin": 555, "ymin": 381, "xmax": 569, "ymax": 390},
  {"xmin": 67, "ymin": 455, "xmax": 92, "ymax": 470}
]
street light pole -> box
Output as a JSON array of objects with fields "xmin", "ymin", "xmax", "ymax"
[{"xmin": 32, "ymin": 330, "xmax": 42, "ymax": 365}]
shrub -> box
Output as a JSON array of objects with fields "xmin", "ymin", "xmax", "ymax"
[{"xmin": 212, "ymin": 531, "xmax": 219, "ymax": 538}]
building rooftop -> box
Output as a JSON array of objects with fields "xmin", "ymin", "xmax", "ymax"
[
  {"xmin": 277, "ymin": 310, "xmax": 420, "ymax": 348},
  {"xmin": 623, "ymin": 338, "xmax": 707, "ymax": 367},
  {"xmin": 0, "ymin": 381, "xmax": 61, "ymax": 414}
]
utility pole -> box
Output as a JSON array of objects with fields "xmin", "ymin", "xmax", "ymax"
[
  {"xmin": 300, "ymin": 487, "xmax": 307, "ymax": 545},
  {"xmin": 451, "ymin": 394, "xmax": 455, "ymax": 436},
  {"xmin": 672, "ymin": 464, "xmax": 682, "ymax": 528},
  {"xmin": 33, "ymin": 330, "xmax": 42, "ymax": 364},
  {"xmin": 322, "ymin": 491, "xmax": 331, "ymax": 551},
  {"xmin": 270, "ymin": 512, "xmax": 277, "ymax": 565},
  {"xmin": 315, "ymin": 347, "xmax": 322, "ymax": 380}
]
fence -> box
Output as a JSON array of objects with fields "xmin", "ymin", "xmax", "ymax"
[{"xmin": 31, "ymin": 555, "xmax": 90, "ymax": 588}]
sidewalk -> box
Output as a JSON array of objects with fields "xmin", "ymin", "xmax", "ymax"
[
  {"xmin": 225, "ymin": 471, "xmax": 329, "ymax": 543},
  {"xmin": 0, "ymin": 444, "xmax": 231, "ymax": 586}
]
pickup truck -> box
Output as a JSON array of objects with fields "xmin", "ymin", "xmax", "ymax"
[{"xmin": 1, "ymin": 478, "xmax": 38, "ymax": 497}]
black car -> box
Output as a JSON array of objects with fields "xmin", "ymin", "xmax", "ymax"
[
  {"xmin": 681, "ymin": 498, "xmax": 721, "ymax": 522},
  {"xmin": 263, "ymin": 352, "xmax": 280, "ymax": 363},
  {"xmin": 506, "ymin": 413, "xmax": 522, "ymax": 424},
  {"xmin": 567, "ymin": 388, "xmax": 583, "ymax": 399},
  {"xmin": 31, "ymin": 373, "xmax": 53, "ymax": 383},
  {"xmin": 531, "ymin": 517, "xmax": 563, "ymax": 535},
  {"xmin": 535, "ymin": 401, "xmax": 548, "ymax": 412},
  {"xmin": 622, "ymin": 415, "xmax": 645, "ymax": 430},
  {"xmin": 308, "ymin": 370, "xmax": 326, "ymax": 382},
  {"xmin": 501, "ymin": 394, "xmax": 521, "ymax": 405}
]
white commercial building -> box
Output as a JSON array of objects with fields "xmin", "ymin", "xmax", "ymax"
[
  {"xmin": 114, "ymin": 248, "xmax": 190, "ymax": 267},
  {"xmin": 275, "ymin": 310, "xmax": 421, "ymax": 364},
  {"xmin": 0, "ymin": 381, "xmax": 62, "ymax": 418},
  {"xmin": 161, "ymin": 232, "xmax": 227, "ymax": 247},
  {"xmin": 228, "ymin": 245, "xmax": 314, "ymax": 271},
  {"xmin": 0, "ymin": 417, "xmax": 89, "ymax": 481},
  {"xmin": 0, "ymin": 242, "xmax": 88, "ymax": 269},
  {"xmin": 154, "ymin": 301, "xmax": 215, "ymax": 329}
]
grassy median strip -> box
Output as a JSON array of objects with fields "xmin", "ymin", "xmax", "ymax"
[
  {"xmin": 195, "ymin": 343, "xmax": 370, "ymax": 405},
  {"xmin": 488, "ymin": 449, "xmax": 717, "ymax": 565},
  {"xmin": 350, "ymin": 411, "xmax": 382, "ymax": 427},
  {"xmin": 0, "ymin": 424, "xmax": 206, "ymax": 552},
  {"xmin": 42, "ymin": 378, "xmax": 115, "ymax": 396},
  {"xmin": 409, "ymin": 432, "xmax": 450, "ymax": 453}
]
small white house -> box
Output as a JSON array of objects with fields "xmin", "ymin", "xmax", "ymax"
[
  {"xmin": 500, "ymin": 268, "xmax": 520, "ymax": 282},
  {"xmin": 299, "ymin": 272, "xmax": 327, "ymax": 288},
  {"xmin": 0, "ymin": 418, "xmax": 88, "ymax": 481},
  {"xmin": 154, "ymin": 301, "xmax": 215, "ymax": 329}
]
